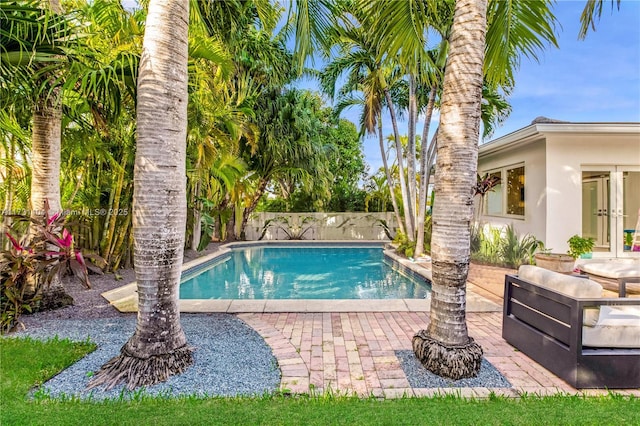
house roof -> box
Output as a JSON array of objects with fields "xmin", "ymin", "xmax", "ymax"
[{"xmin": 479, "ymin": 120, "xmax": 640, "ymax": 157}]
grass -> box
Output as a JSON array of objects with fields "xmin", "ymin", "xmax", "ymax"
[{"xmin": 2, "ymin": 337, "xmax": 639, "ymax": 425}]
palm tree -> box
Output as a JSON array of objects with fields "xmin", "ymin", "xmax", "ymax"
[
  {"xmin": 1, "ymin": 0, "xmax": 78, "ymax": 299},
  {"xmin": 412, "ymin": 0, "xmax": 487, "ymax": 379},
  {"xmin": 360, "ymin": 0, "xmax": 559, "ymax": 379},
  {"xmin": 89, "ymin": 0, "xmax": 192, "ymax": 390},
  {"xmin": 28, "ymin": 0, "xmax": 67, "ymax": 223},
  {"xmin": 1, "ymin": 0, "xmax": 72, "ymax": 222}
]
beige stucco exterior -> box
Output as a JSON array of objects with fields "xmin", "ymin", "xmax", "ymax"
[{"xmin": 477, "ymin": 122, "xmax": 640, "ymax": 258}]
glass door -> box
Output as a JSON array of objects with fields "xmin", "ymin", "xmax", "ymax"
[
  {"xmin": 582, "ymin": 166, "xmax": 640, "ymax": 258},
  {"xmin": 618, "ymin": 167, "xmax": 640, "ymax": 257},
  {"xmin": 582, "ymin": 170, "xmax": 610, "ymax": 251}
]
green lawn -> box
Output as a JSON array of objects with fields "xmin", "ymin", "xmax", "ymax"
[{"xmin": 1, "ymin": 337, "xmax": 638, "ymax": 426}]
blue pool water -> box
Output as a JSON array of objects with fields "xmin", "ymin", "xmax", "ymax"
[{"xmin": 180, "ymin": 245, "xmax": 430, "ymax": 300}]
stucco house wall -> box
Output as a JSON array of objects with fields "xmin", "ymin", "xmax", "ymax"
[
  {"xmin": 544, "ymin": 132, "xmax": 640, "ymax": 252},
  {"xmin": 477, "ymin": 121, "xmax": 640, "ymax": 256}
]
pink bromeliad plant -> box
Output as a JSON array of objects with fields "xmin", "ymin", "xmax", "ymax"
[{"xmin": 1, "ymin": 200, "xmax": 103, "ymax": 333}]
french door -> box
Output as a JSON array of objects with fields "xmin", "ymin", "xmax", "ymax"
[{"xmin": 581, "ymin": 166, "xmax": 640, "ymax": 258}]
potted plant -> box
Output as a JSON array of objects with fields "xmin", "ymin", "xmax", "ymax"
[
  {"xmin": 567, "ymin": 234, "xmax": 595, "ymax": 259},
  {"xmin": 624, "ymin": 231, "xmax": 634, "ymax": 251},
  {"xmin": 533, "ymin": 243, "xmax": 575, "ymax": 274}
]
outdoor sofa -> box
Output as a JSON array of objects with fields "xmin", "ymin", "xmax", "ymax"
[{"xmin": 502, "ymin": 265, "xmax": 640, "ymax": 389}]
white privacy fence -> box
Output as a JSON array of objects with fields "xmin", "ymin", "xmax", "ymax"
[{"xmin": 244, "ymin": 212, "xmax": 398, "ymax": 241}]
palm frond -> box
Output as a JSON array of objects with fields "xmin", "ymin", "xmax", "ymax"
[
  {"xmin": 485, "ymin": 0, "xmax": 559, "ymax": 88},
  {"xmin": 579, "ymin": 0, "xmax": 621, "ymax": 40}
]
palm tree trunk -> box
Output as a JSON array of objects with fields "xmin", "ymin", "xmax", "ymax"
[
  {"xmin": 413, "ymin": 0, "xmax": 486, "ymax": 380},
  {"xmin": 24, "ymin": 0, "xmax": 69, "ymax": 305},
  {"xmin": 89, "ymin": 0, "xmax": 192, "ymax": 390},
  {"xmin": 214, "ymin": 196, "xmax": 229, "ymax": 241},
  {"xmin": 226, "ymin": 209, "xmax": 237, "ymax": 241},
  {"xmin": 28, "ymin": 82, "xmax": 64, "ymax": 300},
  {"xmin": 407, "ymin": 74, "xmax": 418, "ymax": 235},
  {"xmin": 378, "ymin": 115, "xmax": 405, "ymax": 236},
  {"xmin": 383, "ymin": 88, "xmax": 414, "ymax": 240},
  {"xmin": 414, "ymin": 132, "xmax": 437, "ymax": 258},
  {"xmin": 111, "ymin": 211, "xmax": 131, "ymax": 271},
  {"xmin": 414, "ymin": 86, "xmax": 438, "ymax": 257},
  {"xmin": 30, "ymin": 99, "xmax": 62, "ymax": 218},
  {"xmin": 66, "ymin": 166, "xmax": 84, "ymax": 206}
]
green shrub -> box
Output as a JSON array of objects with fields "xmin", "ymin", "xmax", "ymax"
[
  {"xmin": 471, "ymin": 225, "xmax": 540, "ymax": 268},
  {"xmin": 478, "ymin": 227, "xmax": 502, "ymax": 265},
  {"xmin": 393, "ymin": 232, "xmax": 416, "ymax": 258},
  {"xmin": 500, "ymin": 225, "xmax": 540, "ymax": 268}
]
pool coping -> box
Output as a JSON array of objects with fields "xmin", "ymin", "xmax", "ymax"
[{"xmin": 101, "ymin": 240, "xmax": 502, "ymax": 313}]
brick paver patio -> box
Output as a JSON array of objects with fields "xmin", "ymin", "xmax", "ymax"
[{"xmin": 239, "ymin": 263, "xmax": 640, "ymax": 398}]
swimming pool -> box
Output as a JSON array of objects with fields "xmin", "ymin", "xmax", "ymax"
[{"xmin": 180, "ymin": 244, "xmax": 431, "ymax": 300}]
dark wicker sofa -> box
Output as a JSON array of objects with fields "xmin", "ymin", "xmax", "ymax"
[{"xmin": 502, "ymin": 266, "xmax": 640, "ymax": 389}]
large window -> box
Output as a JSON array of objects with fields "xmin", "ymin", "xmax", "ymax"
[{"xmin": 483, "ymin": 164, "xmax": 525, "ymax": 218}]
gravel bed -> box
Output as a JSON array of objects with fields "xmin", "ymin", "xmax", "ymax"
[
  {"xmin": 15, "ymin": 314, "xmax": 280, "ymax": 400},
  {"xmin": 396, "ymin": 350, "xmax": 512, "ymax": 388}
]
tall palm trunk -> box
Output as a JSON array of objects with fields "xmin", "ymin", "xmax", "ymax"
[
  {"xmin": 406, "ymin": 74, "xmax": 418, "ymax": 234},
  {"xmin": 413, "ymin": 0, "xmax": 486, "ymax": 380},
  {"xmin": 378, "ymin": 115, "xmax": 405, "ymax": 236},
  {"xmin": 414, "ymin": 86, "xmax": 438, "ymax": 257},
  {"xmin": 383, "ymin": 88, "xmax": 414, "ymax": 239},
  {"xmin": 89, "ymin": 0, "xmax": 192, "ymax": 390},
  {"xmin": 30, "ymin": 0, "xmax": 63, "ymax": 219},
  {"xmin": 414, "ymin": 133, "xmax": 437, "ymax": 258},
  {"xmin": 27, "ymin": 0, "xmax": 64, "ymax": 298},
  {"xmin": 30, "ymin": 100, "xmax": 62, "ymax": 217}
]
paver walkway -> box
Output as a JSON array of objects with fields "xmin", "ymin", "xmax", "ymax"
[{"xmin": 239, "ymin": 263, "xmax": 640, "ymax": 398}]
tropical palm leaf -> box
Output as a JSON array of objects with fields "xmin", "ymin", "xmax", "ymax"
[
  {"xmin": 579, "ymin": 0, "xmax": 621, "ymax": 40},
  {"xmin": 0, "ymin": 0, "xmax": 76, "ymax": 99},
  {"xmin": 484, "ymin": 0, "xmax": 559, "ymax": 88}
]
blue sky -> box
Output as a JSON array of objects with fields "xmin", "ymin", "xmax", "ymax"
[{"xmin": 350, "ymin": 1, "xmax": 640, "ymax": 172}]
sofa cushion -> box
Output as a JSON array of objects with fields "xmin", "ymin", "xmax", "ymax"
[
  {"xmin": 518, "ymin": 265, "xmax": 603, "ymax": 298},
  {"xmin": 579, "ymin": 260, "xmax": 640, "ymax": 279},
  {"xmin": 582, "ymin": 305, "xmax": 640, "ymax": 348},
  {"xmin": 517, "ymin": 265, "xmax": 603, "ymax": 326}
]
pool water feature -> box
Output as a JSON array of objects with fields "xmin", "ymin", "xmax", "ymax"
[{"xmin": 180, "ymin": 245, "xmax": 430, "ymax": 300}]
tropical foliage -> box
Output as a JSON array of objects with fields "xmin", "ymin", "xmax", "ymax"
[{"xmin": 1, "ymin": 200, "xmax": 102, "ymax": 333}]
